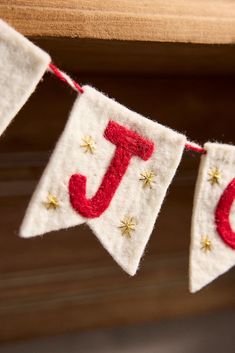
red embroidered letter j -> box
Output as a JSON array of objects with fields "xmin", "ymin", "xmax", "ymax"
[{"xmin": 69, "ymin": 120, "xmax": 154, "ymax": 218}]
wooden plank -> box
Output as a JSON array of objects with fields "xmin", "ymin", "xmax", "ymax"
[{"xmin": 1, "ymin": 0, "xmax": 235, "ymax": 44}]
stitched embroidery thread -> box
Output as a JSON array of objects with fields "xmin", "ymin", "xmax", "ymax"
[
  {"xmin": 119, "ymin": 217, "xmax": 136, "ymax": 238},
  {"xmin": 200, "ymin": 235, "xmax": 213, "ymax": 252},
  {"xmin": 208, "ymin": 167, "xmax": 221, "ymax": 186},
  {"xmin": 44, "ymin": 192, "xmax": 60, "ymax": 210},
  {"xmin": 69, "ymin": 120, "xmax": 154, "ymax": 218},
  {"xmin": 81, "ymin": 136, "xmax": 96, "ymax": 154},
  {"xmin": 139, "ymin": 170, "xmax": 156, "ymax": 188}
]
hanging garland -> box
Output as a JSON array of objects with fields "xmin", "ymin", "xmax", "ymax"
[{"xmin": 0, "ymin": 19, "xmax": 234, "ymax": 293}]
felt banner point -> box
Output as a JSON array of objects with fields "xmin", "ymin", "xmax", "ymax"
[
  {"xmin": 0, "ymin": 20, "xmax": 50, "ymax": 136},
  {"xmin": 20, "ymin": 86, "xmax": 186, "ymax": 275},
  {"xmin": 190, "ymin": 142, "xmax": 235, "ymax": 293}
]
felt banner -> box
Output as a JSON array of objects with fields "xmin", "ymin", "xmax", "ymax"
[
  {"xmin": 189, "ymin": 143, "xmax": 235, "ymax": 292},
  {"xmin": 20, "ymin": 86, "xmax": 186, "ymax": 275},
  {"xmin": 0, "ymin": 20, "xmax": 50, "ymax": 136}
]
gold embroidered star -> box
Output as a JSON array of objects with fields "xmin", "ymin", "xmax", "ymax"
[
  {"xmin": 119, "ymin": 217, "xmax": 136, "ymax": 238},
  {"xmin": 81, "ymin": 136, "xmax": 96, "ymax": 154},
  {"xmin": 208, "ymin": 167, "xmax": 221, "ymax": 185},
  {"xmin": 44, "ymin": 192, "xmax": 59, "ymax": 210},
  {"xmin": 200, "ymin": 235, "xmax": 213, "ymax": 252},
  {"xmin": 139, "ymin": 170, "xmax": 156, "ymax": 188}
]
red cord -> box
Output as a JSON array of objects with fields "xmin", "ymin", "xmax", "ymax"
[
  {"xmin": 185, "ymin": 143, "xmax": 206, "ymax": 154},
  {"xmin": 49, "ymin": 63, "xmax": 84, "ymax": 94}
]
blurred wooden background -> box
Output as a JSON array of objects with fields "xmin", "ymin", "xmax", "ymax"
[{"xmin": 1, "ymin": 0, "xmax": 235, "ymax": 343}]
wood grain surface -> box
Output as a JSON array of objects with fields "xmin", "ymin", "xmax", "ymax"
[{"xmin": 1, "ymin": 0, "xmax": 235, "ymax": 43}]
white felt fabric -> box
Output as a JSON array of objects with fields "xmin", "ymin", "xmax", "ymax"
[
  {"xmin": 0, "ymin": 20, "xmax": 50, "ymax": 136},
  {"xmin": 190, "ymin": 142, "xmax": 235, "ymax": 293},
  {"xmin": 20, "ymin": 86, "xmax": 186, "ymax": 275}
]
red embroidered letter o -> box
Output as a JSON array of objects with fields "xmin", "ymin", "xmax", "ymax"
[{"xmin": 215, "ymin": 178, "xmax": 235, "ymax": 249}]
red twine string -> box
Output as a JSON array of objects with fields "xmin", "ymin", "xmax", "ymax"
[
  {"xmin": 48, "ymin": 63, "xmax": 84, "ymax": 94},
  {"xmin": 185, "ymin": 143, "xmax": 206, "ymax": 155}
]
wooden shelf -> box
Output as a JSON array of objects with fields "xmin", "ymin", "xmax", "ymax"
[{"xmin": 1, "ymin": 0, "xmax": 235, "ymax": 44}]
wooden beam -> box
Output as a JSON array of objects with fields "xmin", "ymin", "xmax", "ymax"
[{"xmin": 1, "ymin": 0, "xmax": 235, "ymax": 44}]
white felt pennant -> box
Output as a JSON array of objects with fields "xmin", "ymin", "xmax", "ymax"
[
  {"xmin": 190, "ymin": 143, "xmax": 235, "ymax": 293},
  {"xmin": 20, "ymin": 86, "xmax": 186, "ymax": 275},
  {"xmin": 0, "ymin": 20, "xmax": 50, "ymax": 136}
]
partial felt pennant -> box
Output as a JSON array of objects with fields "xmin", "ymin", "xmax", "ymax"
[
  {"xmin": 190, "ymin": 142, "xmax": 235, "ymax": 292},
  {"xmin": 20, "ymin": 86, "xmax": 186, "ymax": 275},
  {"xmin": 0, "ymin": 20, "xmax": 50, "ymax": 136}
]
